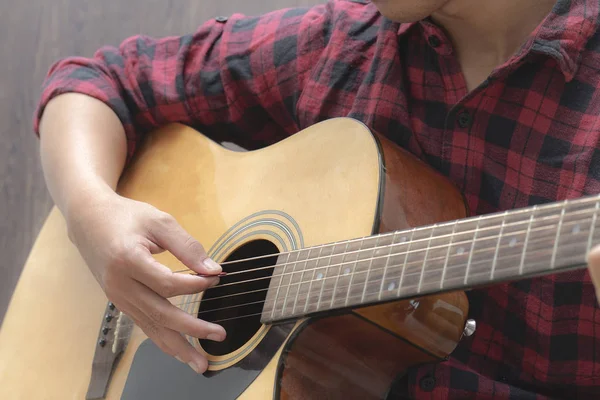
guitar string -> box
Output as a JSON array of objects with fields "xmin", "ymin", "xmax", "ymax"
[
  {"xmin": 180, "ymin": 213, "xmax": 589, "ymax": 307},
  {"xmin": 183, "ymin": 226, "xmax": 591, "ymax": 315},
  {"xmin": 107, "ymin": 212, "xmax": 593, "ymax": 327},
  {"xmin": 110, "ymin": 247, "xmax": 587, "ymax": 340},
  {"xmin": 172, "ymin": 196, "xmax": 598, "ymax": 275},
  {"xmin": 105, "ymin": 198, "xmax": 600, "ymax": 338},
  {"xmin": 177, "ymin": 203, "xmax": 597, "ymax": 284},
  {"xmin": 170, "ymin": 211, "xmax": 595, "ymax": 296},
  {"xmin": 108, "ymin": 230, "xmax": 590, "ymax": 335}
]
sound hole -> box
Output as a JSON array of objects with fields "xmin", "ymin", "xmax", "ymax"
[{"xmin": 198, "ymin": 240, "xmax": 279, "ymax": 356}]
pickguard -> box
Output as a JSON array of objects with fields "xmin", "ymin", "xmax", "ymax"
[{"xmin": 121, "ymin": 322, "xmax": 294, "ymax": 400}]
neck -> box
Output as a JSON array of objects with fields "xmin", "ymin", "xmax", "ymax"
[
  {"xmin": 431, "ymin": 0, "xmax": 557, "ymax": 89},
  {"xmin": 262, "ymin": 194, "xmax": 600, "ymax": 324}
]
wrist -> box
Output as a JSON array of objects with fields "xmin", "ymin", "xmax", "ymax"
[{"xmin": 63, "ymin": 180, "xmax": 120, "ymax": 228}]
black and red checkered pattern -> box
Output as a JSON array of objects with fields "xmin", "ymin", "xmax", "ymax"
[{"xmin": 33, "ymin": 0, "xmax": 600, "ymax": 398}]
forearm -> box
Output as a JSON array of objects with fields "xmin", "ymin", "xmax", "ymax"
[{"xmin": 39, "ymin": 93, "xmax": 127, "ymax": 223}]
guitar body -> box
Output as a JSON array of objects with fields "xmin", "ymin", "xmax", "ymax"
[{"xmin": 0, "ymin": 118, "xmax": 468, "ymax": 399}]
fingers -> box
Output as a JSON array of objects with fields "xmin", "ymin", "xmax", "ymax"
[
  {"xmin": 131, "ymin": 314, "xmax": 208, "ymax": 374},
  {"xmin": 162, "ymin": 327, "xmax": 209, "ymax": 374},
  {"xmin": 129, "ymin": 247, "xmax": 219, "ymax": 298},
  {"xmin": 130, "ymin": 278, "xmax": 226, "ymax": 341},
  {"xmin": 148, "ymin": 212, "xmax": 222, "ymax": 276},
  {"xmin": 111, "ymin": 282, "xmax": 219, "ymax": 375},
  {"xmin": 588, "ymin": 245, "xmax": 600, "ymax": 302}
]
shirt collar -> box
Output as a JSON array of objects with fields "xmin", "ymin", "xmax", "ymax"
[
  {"xmin": 526, "ymin": 0, "xmax": 599, "ymax": 81},
  {"xmin": 398, "ymin": 0, "xmax": 599, "ymax": 82}
]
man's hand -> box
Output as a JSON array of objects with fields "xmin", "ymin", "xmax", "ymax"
[
  {"xmin": 588, "ymin": 245, "xmax": 600, "ymax": 302},
  {"xmin": 67, "ymin": 190, "xmax": 225, "ymax": 374}
]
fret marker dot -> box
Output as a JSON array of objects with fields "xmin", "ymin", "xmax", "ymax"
[
  {"xmin": 343, "ymin": 267, "xmax": 351, "ymax": 275},
  {"xmin": 316, "ymin": 272, "xmax": 324, "ymax": 280},
  {"xmin": 456, "ymin": 247, "xmax": 465, "ymax": 255},
  {"xmin": 572, "ymin": 224, "xmax": 581, "ymax": 234},
  {"xmin": 400, "ymin": 236, "xmax": 407, "ymax": 243},
  {"xmin": 387, "ymin": 282, "xmax": 396, "ymax": 291},
  {"xmin": 509, "ymin": 238, "xmax": 517, "ymax": 247}
]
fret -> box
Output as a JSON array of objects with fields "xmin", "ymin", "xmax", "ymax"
[
  {"xmin": 377, "ymin": 232, "xmax": 411, "ymax": 302},
  {"xmin": 360, "ymin": 234, "xmax": 392, "ymax": 303},
  {"xmin": 396, "ymin": 229, "xmax": 416, "ymax": 297},
  {"xmin": 339, "ymin": 239, "xmax": 365, "ymax": 308},
  {"xmin": 490, "ymin": 211, "xmax": 507, "ymax": 280},
  {"xmin": 328, "ymin": 241, "xmax": 352, "ymax": 309},
  {"xmin": 318, "ymin": 241, "xmax": 348, "ymax": 310},
  {"xmin": 442, "ymin": 218, "xmax": 479, "ymax": 288},
  {"xmin": 397, "ymin": 227, "xmax": 430, "ymax": 296},
  {"xmin": 487, "ymin": 209, "xmax": 530, "ymax": 281},
  {"xmin": 376, "ymin": 232, "xmax": 401, "ymax": 301},
  {"xmin": 291, "ymin": 246, "xmax": 322, "ymax": 316},
  {"xmin": 520, "ymin": 203, "xmax": 564, "ymax": 275},
  {"xmin": 262, "ymin": 253, "xmax": 289, "ymax": 317},
  {"xmin": 463, "ymin": 218, "xmax": 481, "ymax": 286},
  {"xmin": 299, "ymin": 244, "xmax": 328, "ymax": 314},
  {"xmin": 553, "ymin": 200, "xmax": 596, "ymax": 269},
  {"xmin": 587, "ymin": 201, "xmax": 600, "ymax": 254},
  {"xmin": 304, "ymin": 243, "xmax": 336, "ymax": 314},
  {"xmin": 518, "ymin": 205, "xmax": 537, "ymax": 276},
  {"xmin": 361, "ymin": 235, "xmax": 382, "ymax": 302},
  {"xmin": 269, "ymin": 252, "xmax": 295, "ymax": 320},
  {"xmin": 418, "ymin": 223, "xmax": 454, "ymax": 293},
  {"xmin": 463, "ymin": 214, "xmax": 503, "ymax": 287},
  {"xmin": 440, "ymin": 221, "xmax": 458, "ymax": 289},
  {"xmin": 416, "ymin": 226, "xmax": 436, "ymax": 294},
  {"xmin": 303, "ymin": 243, "xmax": 340, "ymax": 314},
  {"xmin": 550, "ymin": 202, "xmax": 566, "ymax": 269},
  {"xmin": 280, "ymin": 249, "xmax": 309, "ymax": 317},
  {"xmin": 344, "ymin": 237, "xmax": 377, "ymax": 307}
]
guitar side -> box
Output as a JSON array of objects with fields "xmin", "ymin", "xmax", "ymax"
[{"xmin": 275, "ymin": 132, "xmax": 469, "ymax": 399}]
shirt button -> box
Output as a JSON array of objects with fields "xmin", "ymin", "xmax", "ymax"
[
  {"xmin": 419, "ymin": 375, "xmax": 436, "ymax": 392},
  {"xmin": 215, "ymin": 16, "xmax": 228, "ymax": 23},
  {"xmin": 428, "ymin": 35, "xmax": 441, "ymax": 48},
  {"xmin": 457, "ymin": 110, "xmax": 472, "ymax": 128}
]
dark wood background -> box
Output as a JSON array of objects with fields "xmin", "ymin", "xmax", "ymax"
[{"xmin": 0, "ymin": 0, "xmax": 322, "ymax": 325}]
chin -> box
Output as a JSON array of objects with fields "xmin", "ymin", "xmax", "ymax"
[{"xmin": 371, "ymin": 0, "xmax": 449, "ymax": 23}]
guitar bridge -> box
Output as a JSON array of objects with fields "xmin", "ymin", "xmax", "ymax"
[{"xmin": 86, "ymin": 301, "xmax": 133, "ymax": 400}]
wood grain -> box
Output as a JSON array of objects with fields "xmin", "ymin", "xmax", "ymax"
[
  {"xmin": 279, "ymin": 314, "xmax": 437, "ymax": 400},
  {"xmin": 0, "ymin": 0, "xmax": 323, "ymax": 325}
]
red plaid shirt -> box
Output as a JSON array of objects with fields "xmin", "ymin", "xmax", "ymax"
[{"xmin": 34, "ymin": 0, "xmax": 600, "ymax": 398}]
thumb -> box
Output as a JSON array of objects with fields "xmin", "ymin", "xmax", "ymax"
[{"xmin": 150, "ymin": 213, "xmax": 222, "ymax": 276}]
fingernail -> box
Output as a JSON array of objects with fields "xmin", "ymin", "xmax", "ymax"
[
  {"xmin": 203, "ymin": 258, "xmax": 222, "ymax": 272},
  {"xmin": 207, "ymin": 333, "xmax": 224, "ymax": 341},
  {"xmin": 175, "ymin": 356, "xmax": 184, "ymax": 363},
  {"xmin": 188, "ymin": 361, "xmax": 202, "ymax": 374}
]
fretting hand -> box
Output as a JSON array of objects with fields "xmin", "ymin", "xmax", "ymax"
[{"xmin": 588, "ymin": 245, "xmax": 600, "ymax": 303}]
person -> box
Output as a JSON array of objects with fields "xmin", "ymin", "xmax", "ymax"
[{"xmin": 33, "ymin": 0, "xmax": 600, "ymax": 397}]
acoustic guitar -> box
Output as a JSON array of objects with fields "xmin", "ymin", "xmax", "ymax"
[{"xmin": 0, "ymin": 118, "xmax": 596, "ymax": 399}]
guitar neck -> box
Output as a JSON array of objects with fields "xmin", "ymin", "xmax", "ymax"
[{"xmin": 261, "ymin": 195, "xmax": 600, "ymax": 324}]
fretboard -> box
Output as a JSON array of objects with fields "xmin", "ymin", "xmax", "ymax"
[{"xmin": 261, "ymin": 195, "xmax": 600, "ymax": 324}]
